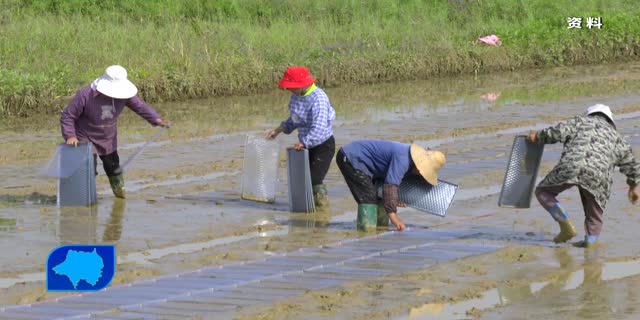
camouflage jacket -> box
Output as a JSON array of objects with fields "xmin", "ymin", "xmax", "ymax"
[{"xmin": 536, "ymin": 115, "xmax": 640, "ymax": 209}]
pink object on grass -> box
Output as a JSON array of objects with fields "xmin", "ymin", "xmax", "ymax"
[
  {"xmin": 478, "ymin": 34, "xmax": 501, "ymax": 46},
  {"xmin": 481, "ymin": 92, "xmax": 501, "ymax": 102}
]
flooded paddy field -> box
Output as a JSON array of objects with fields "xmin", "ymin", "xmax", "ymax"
[{"xmin": 1, "ymin": 62, "xmax": 640, "ymax": 319}]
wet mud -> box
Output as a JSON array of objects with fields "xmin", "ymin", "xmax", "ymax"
[{"xmin": 2, "ymin": 62, "xmax": 640, "ymax": 319}]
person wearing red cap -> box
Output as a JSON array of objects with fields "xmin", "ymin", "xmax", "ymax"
[{"xmin": 266, "ymin": 66, "xmax": 336, "ymax": 210}]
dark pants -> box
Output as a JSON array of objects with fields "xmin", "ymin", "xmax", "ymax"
[
  {"xmin": 535, "ymin": 184, "xmax": 604, "ymax": 236},
  {"xmin": 94, "ymin": 151, "xmax": 122, "ymax": 177},
  {"xmin": 309, "ymin": 135, "xmax": 335, "ymax": 186},
  {"xmin": 336, "ymin": 148, "xmax": 377, "ymax": 204}
]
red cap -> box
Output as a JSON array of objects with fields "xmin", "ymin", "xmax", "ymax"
[{"xmin": 278, "ymin": 66, "xmax": 315, "ymax": 89}]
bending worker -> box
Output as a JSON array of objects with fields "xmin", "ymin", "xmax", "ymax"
[
  {"xmin": 336, "ymin": 139, "xmax": 446, "ymax": 231},
  {"xmin": 529, "ymin": 104, "xmax": 640, "ymax": 247}
]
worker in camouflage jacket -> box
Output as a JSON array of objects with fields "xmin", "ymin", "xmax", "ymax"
[{"xmin": 528, "ymin": 104, "xmax": 640, "ymax": 247}]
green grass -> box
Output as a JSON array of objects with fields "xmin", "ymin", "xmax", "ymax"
[{"xmin": 1, "ymin": 0, "xmax": 639, "ymax": 117}]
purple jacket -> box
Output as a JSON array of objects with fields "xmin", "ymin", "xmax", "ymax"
[{"xmin": 60, "ymin": 86, "xmax": 161, "ymax": 155}]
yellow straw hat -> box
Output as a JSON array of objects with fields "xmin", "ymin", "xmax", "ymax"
[{"xmin": 409, "ymin": 144, "xmax": 446, "ymax": 185}]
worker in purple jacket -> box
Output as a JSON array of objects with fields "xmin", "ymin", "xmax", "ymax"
[{"xmin": 60, "ymin": 65, "xmax": 169, "ymax": 198}]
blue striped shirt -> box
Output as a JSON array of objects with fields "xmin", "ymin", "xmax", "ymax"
[{"xmin": 280, "ymin": 86, "xmax": 336, "ymax": 148}]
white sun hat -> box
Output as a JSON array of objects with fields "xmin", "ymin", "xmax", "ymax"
[
  {"xmin": 91, "ymin": 65, "xmax": 138, "ymax": 99},
  {"xmin": 585, "ymin": 104, "xmax": 615, "ymax": 125}
]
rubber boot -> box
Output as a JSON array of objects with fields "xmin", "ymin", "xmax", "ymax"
[
  {"xmin": 376, "ymin": 200, "xmax": 389, "ymax": 228},
  {"xmin": 312, "ymin": 184, "xmax": 329, "ymax": 211},
  {"xmin": 573, "ymin": 235, "xmax": 599, "ymax": 248},
  {"xmin": 357, "ymin": 204, "xmax": 378, "ymax": 231},
  {"xmin": 108, "ymin": 174, "xmax": 126, "ymax": 199},
  {"xmin": 553, "ymin": 218, "xmax": 577, "ymax": 243}
]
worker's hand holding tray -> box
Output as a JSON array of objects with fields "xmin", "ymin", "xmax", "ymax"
[
  {"xmin": 241, "ymin": 135, "xmax": 281, "ymax": 203},
  {"xmin": 498, "ymin": 135, "xmax": 545, "ymax": 208}
]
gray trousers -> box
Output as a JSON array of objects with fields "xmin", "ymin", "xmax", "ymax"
[{"xmin": 535, "ymin": 184, "xmax": 604, "ymax": 236}]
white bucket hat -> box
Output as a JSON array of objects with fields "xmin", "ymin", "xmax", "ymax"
[
  {"xmin": 585, "ymin": 104, "xmax": 615, "ymax": 125},
  {"xmin": 91, "ymin": 65, "xmax": 138, "ymax": 99}
]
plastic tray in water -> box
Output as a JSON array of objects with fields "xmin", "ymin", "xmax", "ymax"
[
  {"xmin": 41, "ymin": 142, "xmax": 93, "ymax": 178},
  {"xmin": 241, "ymin": 135, "xmax": 281, "ymax": 203},
  {"xmin": 55, "ymin": 143, "xmax": 97, "ymax": 207},
  {"xmin": 287, "ymin": 148, "xmax": 315, "ymax": 213}
]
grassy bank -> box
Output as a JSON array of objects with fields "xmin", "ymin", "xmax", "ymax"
[{"xmin": 1, "ymin": 0, "xmax": 639, "ymax": 117}]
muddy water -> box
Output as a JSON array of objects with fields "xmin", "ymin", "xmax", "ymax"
[{"xmin": 2, "ymin": 61, "xmax": 640, "ymax": 318}]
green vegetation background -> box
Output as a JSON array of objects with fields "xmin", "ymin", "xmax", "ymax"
[{"xmin": 1, "ymin": 0, "xmax": 638, "ymax": 116}]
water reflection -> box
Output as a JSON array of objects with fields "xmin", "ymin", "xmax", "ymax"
[
  {"xmin": 577, "ymin": 249, "xmax": 609, "ymax": 319},
  {"xmin": 5, "ymin": 62, "xmax": 640, "ymax": 137},
  {"xmin": 288, "ymin": 212, "xmax": 333, "ymax": 230},
  {"xmin": 56, "ymin": 199, "xmax": 126, "ymax": 244},
  {"xmin": 404, "ymin": 247, "xmax": 640, "ymax": 320},
  {"xmin": 103, "ymin": 199, "xmax": 126, "ymax": 242},
  {"xmin": 0, "ymin": 217, "xmax": 17, "ymax": 232},
  {"xmin": 56, "ymin": 205, "xmax": 98, "ymax": 244}
]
